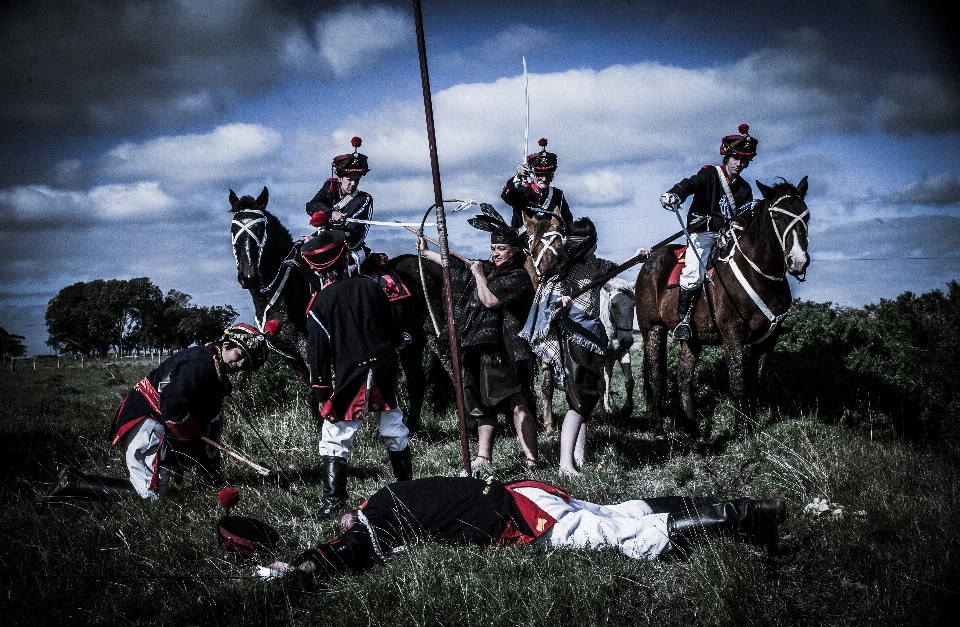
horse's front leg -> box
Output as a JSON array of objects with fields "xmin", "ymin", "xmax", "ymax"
[
  {"xmin": 723, "ymin": 340, "xmax": 749, "ymax": 441},
  {"xmin": 398, "ymin": 342, "xmax": 426, "ymax": 433},
  {"xmin": 677, "ymin": 339, "xmax": 702, "ymax": 439},
  {"xmin": 619, "ymin": 351, "xmax": 634, "ymax": 418},
  {"xmin": 643, "ymin": 326, "xmax": 667, "ymax": 440},
  {"xmin": 541, "ymin": 359, "xmax": 554, "ymax": 435},
  {"xmin": 602, "ymin": 356, "xmax": 615, "ymax": 415}
]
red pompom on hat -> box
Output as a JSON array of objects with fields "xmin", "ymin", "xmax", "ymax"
[
  {"xmin": 218, "ymin": 486, "xmax": 240, "ymax": 509},
  {"xmin": 264, "ymin": 320, "xmax": 281, "ymax": 337},
  {"xmin": 538, "ymin": 138, "xmax": 548, "ymax": 147},
  {"xmin": 351, "ymin": 136, "xmax": 362, "ymax": 148},
  {"xmin": 310, "ymin": 210, "xmax": 329, "ymax": 228}
]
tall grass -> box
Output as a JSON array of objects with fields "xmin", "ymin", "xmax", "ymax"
[{"xmin": 1, "ymin": 353, "xmax": 957, "ymax": 626}]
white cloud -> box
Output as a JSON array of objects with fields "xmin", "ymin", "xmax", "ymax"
[
  {"xmin": 315, "ymin": 4, "xmax": 412, "ymax": 77},
  {"xmin": 97, "ymin": 124, "xmax": 282, "ymax": 185}
]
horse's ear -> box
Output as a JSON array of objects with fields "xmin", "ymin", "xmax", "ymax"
[
  {"xmin": 755, "ymin": 180, "xmax": 772, "ymax": 201},
  {"xmin": 796, "ymin": 176, "xmax": 808, "ymax": 200},
  {"xmin": 229, "ymin": 189, "xmax": 240, "ymax": 211},
  {"xmin": 257, "ymin": 186, "xmax": 269, "ymax": 208}
]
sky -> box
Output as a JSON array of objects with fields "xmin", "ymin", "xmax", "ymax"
[{"xmin": 1, "ymin": 0, "xmax": 959, "ymax": 356}]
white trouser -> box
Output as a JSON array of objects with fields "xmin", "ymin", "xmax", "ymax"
[
  {"xmin": 679, "ymin": 231, "xmax": 718, "ymax": 290},
  {"xmin": 519, "ymin": 487, "xmax": 671, "ymax": 560},
  {"xmin": 318, "ymin": 408, "xmax": 409, "ymax": 459},
  {"xmin": 120, "ymin": 417, "xmax": 170, "ymax": 499}
]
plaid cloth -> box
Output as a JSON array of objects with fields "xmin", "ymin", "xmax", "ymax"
[{"xmin": 520, "ymin": 256, "xmax": 614, "ymax": 387}]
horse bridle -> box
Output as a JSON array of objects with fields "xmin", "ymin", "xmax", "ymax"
[
  {"xmin": 723, "ymin": 194, "xmax": 810, "ymax": 282},
  {"xmin": 719, "ymin": 193, "xmax": 810, "ymax": 343},
  {"xmin": 231, "ymin": 208, "xmax": 268, "ymax": 274}
]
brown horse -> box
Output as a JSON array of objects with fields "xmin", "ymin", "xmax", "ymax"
[
  {"xmin": 635, "ymin": 176, "xmax": 810, "ymax": 442},
  {"xmin": 521, "ymin": 208, "xmax": 566, "ymax": 434}
]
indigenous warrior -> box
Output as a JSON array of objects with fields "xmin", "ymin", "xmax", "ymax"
[
  {"xmin": 44, "ymin": 324, "xmax": 273, "ymax": 502},
  {"xmin": 521, "ymin": 218, "xmax": 649, "ymax": 475},
  {"xmin": 306, "ymin": 136, "xmax": 375, "ymax": 269},
  {"xmin": 416, "ymin": 205, "xmax": 538, "ymax": 471},
  {"xmin": 300, "ymin": 229, "xmax": 413, "ymax": 521},
  {"xmin": 265, "ymin": 476, "xmax": 786, "ymax": 578},
  {"xmin": 501, "ymin": 137, "xmax": 573, "ymax": 232},
  {"xmin": 660, "ymin": 123, "xmax": 759, "ymax": 341}
]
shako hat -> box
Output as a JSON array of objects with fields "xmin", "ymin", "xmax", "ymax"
[
  {"xmin": 720, "ymin": 124, "xmax": 758, "ymax": 158},
  {"xmin": 215, "ymin": 487, "xmax": 281, "ymax": 559},
  {"xmin": 300, "ymin": 230, "xmax": 349, "ymax": 271},
  {"xmin": 526, "ymin": 138, "xmax": 558, "ymax": 174},
  {"xmin": 332, "ymin": 136, "xmax": 370, "ymax": 177},
  {"xmin": 222, "ymin": 322, "xmax": 275, "ymax": 372}
]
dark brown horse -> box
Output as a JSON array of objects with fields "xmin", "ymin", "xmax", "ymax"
[
  {"xmin": 229, "ymin": 187, "xmax": 436, "ymax": 431},
  {"xmin": 635, "ymin": 176, "xmax": 810, "ymax": 442}
]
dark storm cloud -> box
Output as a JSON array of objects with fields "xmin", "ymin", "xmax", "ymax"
[
  {"xmin": 874, "ymin": 74, "xmax": 960, "ymax": 135},
  {"xmin": 886, "ymin": 172, "xmax": 960, "ymax": 206}
]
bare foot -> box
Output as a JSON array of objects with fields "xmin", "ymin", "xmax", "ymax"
[{"xmin": 470, "ymin": 455, "xmax": 491, "ymax": 471}]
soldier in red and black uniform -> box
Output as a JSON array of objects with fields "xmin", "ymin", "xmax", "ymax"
[
  {"xmin": 300, "ymin": 229, "xmax": 413, "ymax": 521},
  {"xmin": 44, "ymin": 324, "xmax": 272, "ymax": 502},
  {"xmin": 501, "ymin": 138, "xmax": 573, "ymax": 231},
  {"xmin": 660, "ymin": 124, "xmax": 759, "ymax": 341},
  {"xmin": 264, "ymin": 475, "xmax": 786, "ymax": 578},
  {"xmin": 305, "ymin": 136, "xmax": 374, "ymax": 268}
]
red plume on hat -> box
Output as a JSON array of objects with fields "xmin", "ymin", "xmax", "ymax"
[
  {"xmin": 264, "ymin": 320, "xmax": 281, "ymax": 337},
  {"xmin": 310, "ymin": 210, "xmax": 329, "ymax": 228},
  {"xmin": 218, "ymin": 486, "xmax": 240, "ymax": 515},
  {"xmin": 351, "ymin": 136, "xmax": 362, "ymax": 149}
]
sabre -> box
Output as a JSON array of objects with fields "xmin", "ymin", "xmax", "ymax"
[
  {"xmin": 344, "ymin": 217, "xmax": 435, "ymax": 227},
  {"xmin": 523, "ymin": 56, "xmax": 530, "ymax": 162},
  {"xmin": 670, "ymin": 203, "xmax": 713, "ymax": 284},
  {"xmin": 201, "ymin": 437, "xmax": 271, "ymax": 476}
]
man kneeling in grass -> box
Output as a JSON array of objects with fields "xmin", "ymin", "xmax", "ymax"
[{"xmin": 266, "ymin": 476, "xmax": 785, "ymax": 577}]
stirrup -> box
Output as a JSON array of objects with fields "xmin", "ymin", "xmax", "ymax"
[{"xmin": 673, "ymin": 321, "xmax": 693, "ymax": 341}]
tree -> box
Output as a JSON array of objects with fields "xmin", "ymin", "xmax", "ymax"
[{"xmin": 0, "ymin": 327, "xmax": 27, "ymax": 358}]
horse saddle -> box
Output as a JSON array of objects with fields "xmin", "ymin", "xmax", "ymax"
[
  {"xmin": 667, "ymin": 246, "xmax": 715, "ymax": 288},
  {"xmin": 361, "ymin": 253, "xmax": 412, "ymax": 302}
]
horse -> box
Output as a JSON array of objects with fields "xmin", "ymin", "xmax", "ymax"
[
  {"xmin": 229, "ymin": 187, "xmax": 434, "ymax": 431},
  {"xmin": 634, "ymin": 176, "xmax": 810, "ymax": 443},
  {"xmin": 600, "ymin": 278, "xmax": 637, "ymax": 417},
  {"xmin": 521, "ymin": 208, "xmax": 566, "ymax": 434}
]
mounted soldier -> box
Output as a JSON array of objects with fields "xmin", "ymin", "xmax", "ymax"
[
  {"xmin": 660, "ymin": 124, "xmax": 759, "ymax": 341},
  {"xmin": 501, "ymin": 137, "xmax": 573, "ymax": 233},
  {"xmin": 305, "ymin": 136, "xmax": 375, "ymax": 270}
]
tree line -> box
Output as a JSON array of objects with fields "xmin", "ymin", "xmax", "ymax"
[{"xmin": 44, "ymin": 277, "xmax": 238, "ymax": 358}]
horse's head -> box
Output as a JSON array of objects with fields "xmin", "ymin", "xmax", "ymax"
[
  {"xmin": 522, "ymin": 208, "xmax": 566, "ymax": 286},
  {"xmin": 229, "ymin": 186, "xmax": 270, "ymax": 290},
  {"xmin": 756, "ymin": 176, "xmax": 810, "ymax": 280}
]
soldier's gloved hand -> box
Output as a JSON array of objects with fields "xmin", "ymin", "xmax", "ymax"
[{"xmin": 661, "ymin": 192, "xmax": 681, "ymax": 209}]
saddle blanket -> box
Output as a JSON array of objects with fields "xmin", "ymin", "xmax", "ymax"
[
  {"xmin": 667, "ymin": 246, "xmax": 714, "ymax": 288},
  {"xmin": 362, "ymin": 253, "xmax": 412, "ymax": 302}
]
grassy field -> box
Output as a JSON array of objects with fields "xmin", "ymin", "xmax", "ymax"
[{"xmin": 1, "ymin": 351, "xmax": 958, "ymax": 626}]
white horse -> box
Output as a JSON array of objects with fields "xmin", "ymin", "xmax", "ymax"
[{"xmin": 600, "ymin": 278, "xmax": 637, "ymax": 417}]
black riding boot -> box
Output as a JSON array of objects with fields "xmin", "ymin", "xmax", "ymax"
[
  {"xmin": 43, "ymin": 467, "xmax": 138, "ymax": 504},
  {"xmin": 303, "ymin": 456, "xmax": 348, "ymax": 522},
  {"xmin": 664, "ymin": 497, "xmax": 786, "ymax": 554},
  {"xmin": 388, "ymin": 446, "xmax": 413, "ymax": 481},
  {"xmin": 673, "ymin": 287, "xmax": 701, "ymax": 341}
]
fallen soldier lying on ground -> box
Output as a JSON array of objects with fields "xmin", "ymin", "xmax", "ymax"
[{"xmin": 264, "ymin": 475, "xmax": 785, "ymax": 578}]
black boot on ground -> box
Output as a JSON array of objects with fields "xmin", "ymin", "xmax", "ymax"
[
  {"xmin": 664, "ymin": 497, "xmax": 786, "ymax": 554},
  {"xmin": 302, "ymin": 456, "xmax": 348, "ymax": 522},
  {"xmin": 673, "ymin": 287, "xmax": 701, "ymax": 341},
  {"xmin": 388, "ymin": 446, "xmax": 413, "ymax": 481},
  {"xmin": 43, "ymin": 467, "xmax": 138, "ymax": 504}
]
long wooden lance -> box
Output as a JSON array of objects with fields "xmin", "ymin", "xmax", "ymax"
[
  {"xmin": 413, "ymin": 0, "xmax": 472, "ymax": 474},
  {"xmin": 563, "ymin": 216, "xmax": 709, "ymax": 302},
  {"xmin": 200, "ymin": 437, "xmax": 271, "ymax": 476},
  {"xmin": 402, "ymin": 225, "xmax": 469, "ymax": 262}
]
